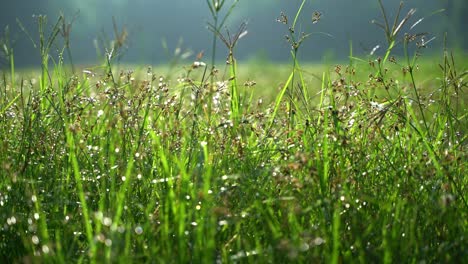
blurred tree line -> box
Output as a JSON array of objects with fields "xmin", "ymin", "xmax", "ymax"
[
  {"xmin": 1, "ymin": 0, "xmax": 466, "ymax": 67},
  {"xmin": 443, "ymin": 0, "xmax": 468, "ymax": 47}
]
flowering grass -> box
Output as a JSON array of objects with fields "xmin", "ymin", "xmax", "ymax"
[{"xmin": 0, "ymin": 1, "xmax": 467, "ymax": 263}]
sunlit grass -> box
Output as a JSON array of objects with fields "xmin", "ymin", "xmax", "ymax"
[{"xmin": 0, "ymin": 1, "xmax": 467, "ymax": 263}]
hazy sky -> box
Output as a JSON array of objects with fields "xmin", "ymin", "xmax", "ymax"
[{"xmin": 0, "ymin": 0, "xmax": 461, "ymax": 66}]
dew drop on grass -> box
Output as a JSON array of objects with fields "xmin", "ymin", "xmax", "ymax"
[
  {"xmin": 95, "ymin": 211, "xmax": 103, "ymax": 220},
  {"xmin": 134, "ymin": 226, "xmax": 143, "ymax": 235},
  {"xmin": 42, "ymin": 245, "xmax": 50, "ymax": 254},
  {"xmin": 299, "ymin": 242, "xmax": 310, "ymax": 252},
  {"xmin": 32, "ymin": 235, "xmax": 39, "ymax": 244},
  {"xmin": 96, "ymin": 234, "xmax": 105, "ymax": 243},
  {"xmin": 31, "ymin": 195, "xmax": 37, "ymax": 202},
  {"xmin": 313, "ymin": 237, "xmax": 325, "ymax": 246},
  {"xmin": 34, "ymin": 213, "xmax": 40, "ymax": 220},
  {"xmin": 7, "ymin": 216, "xmax": 16, "ymax": 225},
  {"xmin": 191, "ymin": 222, "xmax": 198, "ymax": 227},
  {"xmin": 103, "ymin": 217, "xmax": 112, "ymax": 226}
]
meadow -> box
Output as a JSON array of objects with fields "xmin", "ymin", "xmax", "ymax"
[{"xmin": 0, "ymin": 0, "xmax": 467, "ymax": 262}]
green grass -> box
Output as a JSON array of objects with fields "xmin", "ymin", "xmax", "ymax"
[{"xmin": 0, "ymin": 1, "xmax": 467, "ymax": 263}]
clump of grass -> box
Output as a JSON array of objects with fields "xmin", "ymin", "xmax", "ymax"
[
  {"xmin": 209, "ymin": 21, "xmax": 248, "ymax": 126},
  {"xmin": 0, "ymin": 0, "xmax": 466, "ymax": 263}
]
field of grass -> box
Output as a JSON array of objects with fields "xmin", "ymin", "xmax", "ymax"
[{"xmin": 1, "ymin": 0, "xmax": 467, "ymax": 263}]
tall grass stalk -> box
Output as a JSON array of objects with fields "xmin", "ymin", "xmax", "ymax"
[
  {"xmin": 211, "ymin": 22, "xmax": 247, "ymax": 125},
  {"xmin": 276, "ymin": 0, "xmax": 310, "ymax": 128},
  {"xmin": 1, "ymin": 26, "xmax": 16, "ymax": 90},
  {"xmin": 206, "ymin": 0, "xmax": 239, "ymax": 80},
  {"xmin": 37, "ymin": 16, "xmax": 62, "ymax": 97},
  {"xmin": 206, "ymin": 0, "xmax": 240, "ymax": 126}
]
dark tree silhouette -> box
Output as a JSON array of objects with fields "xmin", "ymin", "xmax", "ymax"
[{"xmin": 440, "ymin": 0, "xmax": 468, "ymax": 48}]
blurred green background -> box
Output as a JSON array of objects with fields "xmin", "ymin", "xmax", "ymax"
[{"xmin": 0, "ymin": 0, "xmax": 466, "ymax": 67}]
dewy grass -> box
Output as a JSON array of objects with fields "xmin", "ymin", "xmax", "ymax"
[
  {"xmin": 209, "ymin": 22, "xmax": 247, "ymax": 127},
  {"xmin": 0, "ymin": 0, "xmax": 467, "ymax": 262}
]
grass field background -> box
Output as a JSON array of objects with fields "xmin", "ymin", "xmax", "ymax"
[{"xmin": 0, "ymin": 0, "xmax": 467, "ymax": 262}]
